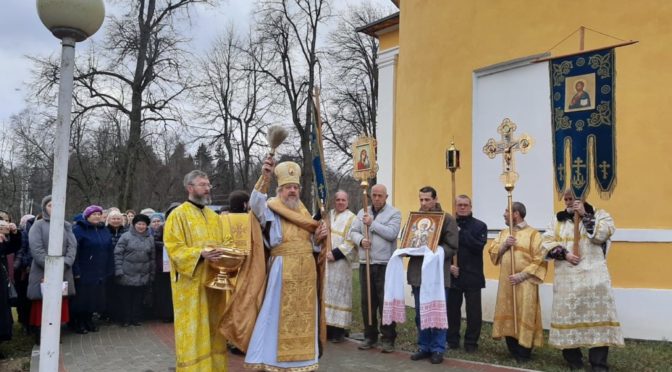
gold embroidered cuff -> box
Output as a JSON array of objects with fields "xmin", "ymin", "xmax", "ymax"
[{"xmin": 255, "ymin": 175, "xmax": 270, "ymax": 193}]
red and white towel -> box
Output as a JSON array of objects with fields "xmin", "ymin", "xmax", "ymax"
[{"xmin": 382, "ymin": 246, "xmax": 447, "ymax": 330}]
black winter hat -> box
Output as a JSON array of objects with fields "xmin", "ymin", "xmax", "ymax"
[{"xmin": 132, "ymin": 214, "xmax": 151, "ymax": 226}]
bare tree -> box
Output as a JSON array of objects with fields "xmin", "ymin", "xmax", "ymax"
[
  {"xmin": 322, "ymin": 3, "xmax": 386, "ymax": 172},
  {"xmin": 192, "ymin": 26, "xmax": 276, "ymax": 192},
  {"xmin": 29, "ymin": 0, "xmax": 214, "ymax": 210},
  {"xmin": 251, "ymin": 0, "xmax": 330, "ymax": 204}
]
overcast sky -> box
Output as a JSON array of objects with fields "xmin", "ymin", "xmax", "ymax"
[{"xmin": 0, "ymin": 0, "xmax": 393, "ymax": 127}]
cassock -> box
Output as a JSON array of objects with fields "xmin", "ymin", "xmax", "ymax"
[
  {"xmin": 221, "ymin": 212, "xmax": 252, "ymax": 287},
  {"xmin": 488, "ymin": 223, "xmax": 547, "ymax": 348},
  {"xmin": 325, "ymin": 209, "xmax": 357, "ymax": 329},
  {"xmin": 164, "ymin": 202, "xmax": 232, "ymax": 372},
  {"xmin": 541, "ymin": 208, "xmax": 624, "ymax": 349}
]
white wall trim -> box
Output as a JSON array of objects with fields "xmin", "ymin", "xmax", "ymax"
[
  {"xmin": 487, "ymin": 228, "xmax": 672, "ymax": 243},
  {"xmin": 376, "ymin": 47, "xmax": 399, "ymax": 202}
]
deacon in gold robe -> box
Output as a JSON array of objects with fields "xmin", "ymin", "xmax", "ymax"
[
  {"xmin": 541, "ymin": 190, "xmax": 623, "ymax": 371},
  {"xmin": 325, "ymin": 190, "xmax": 357, "ymax": 343},
  {"xmin": 164, "ymin": 170, "xmax": 233, "ymax": 372},
  {"xmin": 488, "ymin": 201, "xmax": 547, "ymax": 363},
  {"xmin": 238, "ymin": 157, "xmax": 328, "ymax": 371}
]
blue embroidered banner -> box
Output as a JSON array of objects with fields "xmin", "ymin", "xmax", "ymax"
[{"xmin": 550, "ymin": 49, "xmax": 616, "ymax": 199}]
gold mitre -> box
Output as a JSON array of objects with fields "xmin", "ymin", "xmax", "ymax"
[{"xmin": 275, "ymin": 161, "xmax": 301, "ymax": 186}]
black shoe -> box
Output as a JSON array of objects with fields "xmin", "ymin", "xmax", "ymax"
[
  {"xmin": 331, "ymin": 336, "xmax": 345, "ymax": 343},
  {"xmin": 75, "ymin": 326, "xmax": 88, "ymax": 334},
  {"xmin": 568, "ymin": 362, "xmax": 584, "ymax": 370},
  {"xmin": 131, "ymin": 321, "xmax": 142, "ymax": 326},
  {"xmin": 410, "ymin": 351, "xmax": 431, "ymax": 361},
  {"xmin": 430, "ymin": 352, "xmax": 444, "ymax": 364},
  {"xmin": 84, "ymin": 320, "xmax": 98, "ymax": 332},
  {"xmin": 380, "ymin": 341, "xmax": 394, "ymax": 353},
  {"xmin": 121, "ymin": 323, "xmax": 130, "ymax": 327},
  {"xmin": 358, "ymin": 339, "xmax": 376, "ymax": 350},
  {"xmin": 464, "ymin": 345, "xmax": 478, "ymax": 353}
]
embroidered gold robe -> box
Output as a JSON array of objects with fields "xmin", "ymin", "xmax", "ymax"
[
  {"xmin": 164, "ymin": 202, "xmax": 232, "ymax": 372},
  {"xmin": 325, "ymin": 209, "xmax": 356, "ymax": 329},
  {"xmin": 541, "ymin": 209, "xmax": 624, "ymax": 349},
  {"xmin": 488, "ymin": 224, "xmax": 547, "ymax": 348}
]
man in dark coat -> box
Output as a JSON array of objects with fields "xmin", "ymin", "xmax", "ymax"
[
  {"xmin": 447, "ymin": 195, "xmax": 488, "ymax": 353},
  {"xmin": 408, "ymin": 186, "xmax": 458, "ymax": 365}
]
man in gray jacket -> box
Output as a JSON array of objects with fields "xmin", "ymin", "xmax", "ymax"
[{"xmin": 350, "ymin": 184, "xmax": 401, "ymax": 353}]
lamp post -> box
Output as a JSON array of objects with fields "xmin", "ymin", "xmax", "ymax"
[{"xmin": 36, "ymin": 1, "xmax": 105, "ymax": 370}]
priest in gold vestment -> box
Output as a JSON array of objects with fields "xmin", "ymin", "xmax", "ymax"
[
  {"xmin": 235, "ymin": 157, "xmax": 328, "ymax": 371},
  {"xmin": 164, "ymin": 170, "xmax": 233, "ymax": 371},
  {"xmin": 488, "ymin": 202, "xmax": 547, "ymax": 363}
]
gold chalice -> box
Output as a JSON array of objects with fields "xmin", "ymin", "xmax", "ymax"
[{"xmin": 203, "ymin": 243, "xmax": 248, "ymax": 291}]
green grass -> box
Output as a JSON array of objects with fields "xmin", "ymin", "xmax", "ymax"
[{"xmin": 350, "ymin": 269, "xmax": 671, "ymax": 371}]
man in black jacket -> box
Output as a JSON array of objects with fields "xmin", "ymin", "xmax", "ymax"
[{"xmin": 447, "ymin": 195, "xmax": 488, "ymax": 353}]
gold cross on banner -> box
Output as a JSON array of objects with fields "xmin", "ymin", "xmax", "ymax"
[
  {"xmin": 482, "ymin": 118, "xmax": 534, "ymax": 187},
  {"xmin": 599, "ymin": 160, "xmax": 611, "ymax": 180},
  {"xmin": 572, "ymin": 157, "xmax": 587, "ymax": 188}
]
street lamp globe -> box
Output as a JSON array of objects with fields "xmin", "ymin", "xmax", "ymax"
[{"xmin": 37, "ymin": 0, "xmax": 105, "ymax": 41}]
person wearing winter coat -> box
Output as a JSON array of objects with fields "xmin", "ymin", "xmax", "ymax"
[
  {"xmin": 72, "ymin": 205, "xmax": 113, "ymax": 334},
  {"xmin": 104, "ymin": 210, "xmax": 127, "ymax": 323},
  {"xmin": 114, "ymin": 214, "xmax": 155, "ymax": 326},
  {"xmin": 0, "ymin": 216, "xmax": 21, "ymax": 345},
  {"xmin": 27, "ymin": 196, "xmax": 77, "ymax": 343}
]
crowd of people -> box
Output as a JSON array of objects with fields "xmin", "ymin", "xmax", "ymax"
[
  {"xmin": 0, "ymin": 158, "xmax": 624, "ymax": 372},
  {"xmin": 0, "ymin": 200, "xmax": 174, "ymax": 349}
]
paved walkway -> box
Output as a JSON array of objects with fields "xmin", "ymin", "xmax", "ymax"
[{"xmin": 30, "ymin": 322, "xmax": 534, "ymax": 372}]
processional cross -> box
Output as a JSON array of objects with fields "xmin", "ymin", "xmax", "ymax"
[{"xmin": 482, "ymin": 118, "xmax": 533, "ymax": 335}]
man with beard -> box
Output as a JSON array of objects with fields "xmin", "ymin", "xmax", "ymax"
[
  {"xmin": 240, "ymin": 158, "xmax": 328, "ymax": 371},
  {"xmin": 541, "ymin": 190, "xmax": 623, "ymax": 371},
  {"xmin": 164, "ymin": 170, "xmax": 232, "ymax": 372}
]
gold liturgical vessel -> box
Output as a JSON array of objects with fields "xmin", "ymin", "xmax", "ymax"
[{"xmin": 203, "ymin": 241, "xmax": 248, "ymax": 291}]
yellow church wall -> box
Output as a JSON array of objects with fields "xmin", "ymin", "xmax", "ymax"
[
  {"xmin": 378, "ymin": 29, "xmax": 398, "ymax": 51},
  {"xmin": 390, "ymin": 1, "xmax": 672, "ymax": 290},
  {"xmin": 483, "ymin": 241, "xmax": 672, "ymax": 289}
]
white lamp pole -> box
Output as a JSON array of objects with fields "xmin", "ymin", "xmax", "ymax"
[{"xmin": 36, "ymin": 1, "xmax": 105, "ymax": 370}]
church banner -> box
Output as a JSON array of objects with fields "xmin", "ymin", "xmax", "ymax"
[{"xmin": 549, "ymin": 48, "xmax": 616, "ymax": 199}]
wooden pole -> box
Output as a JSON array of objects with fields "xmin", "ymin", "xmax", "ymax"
[
  {"xmin": 361, "ymin": 180, "xmax": 373, "ymax": 326},
  {"xmin": 506, "ymin": 185, "xmax": 518, "ymax": 335}
]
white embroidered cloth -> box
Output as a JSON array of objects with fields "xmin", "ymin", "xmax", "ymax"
[{"xmin": 382, "ymin": 246, "xmax": 447, "ymax": 330}]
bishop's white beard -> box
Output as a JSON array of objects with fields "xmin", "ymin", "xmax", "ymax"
[{"xmin": 282, "ymin": 197, "xmax": 300, "ymax": 211}]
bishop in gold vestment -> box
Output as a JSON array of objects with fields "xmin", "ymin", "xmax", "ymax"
[
  {"xmin": 488, "ymin": 202, "xmax": 546, "ymax": 362},
  {"xmin": 235, "ymin": 159, "xmax": 328, "ymax": 372},
  {"xmin": 164, "ymin": 171, "xmax": 232, "ymax": 371}
]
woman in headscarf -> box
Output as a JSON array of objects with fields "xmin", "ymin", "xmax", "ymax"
[
  {"xmin": 72, "ymin": 205, "xmax": 113, "ymax": 334},
  {"xmin": 104, "ymin": 210, "xmax": 126, "ymax": 323},
  {"xmin": 114, "ymin": 214, "xmax": 154, "ymax": 326},
  {"xmin": 27, "ymin": 196, "xmax": 77, "ymax": 343}
]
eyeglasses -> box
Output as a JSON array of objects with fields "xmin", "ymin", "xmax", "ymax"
[{"xmin": 190, "ymin": 183, "xmax": 214, "ymax": 189}]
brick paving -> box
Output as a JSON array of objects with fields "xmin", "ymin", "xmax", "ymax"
[{"xmin": 30, "ymin": 321, "xmax": 535, "ymax": 372}]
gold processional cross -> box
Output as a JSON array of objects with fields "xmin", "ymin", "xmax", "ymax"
[
  {"xmin": 482, "ymin": 118, "xmax": 533, "ymax": 188},
  {"xmin": 482, "ymin": 118, "xmax": 533, "ymax": 335}
]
